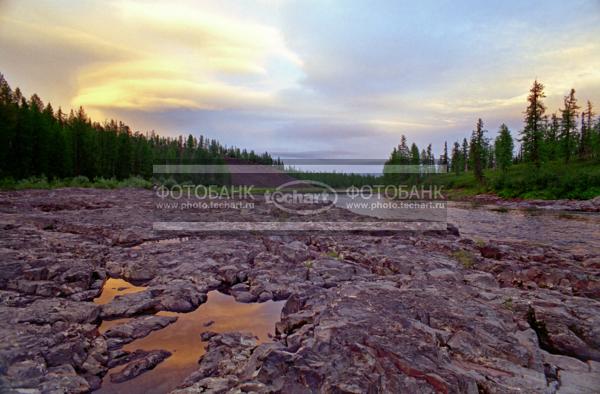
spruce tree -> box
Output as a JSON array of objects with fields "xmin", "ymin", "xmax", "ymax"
[
  {"xmin": 441, "ymin": 141, "xmax": 449, "ymax": 172},
  {"xmin": 410, "ymin": 143, "xmax": 420, "ymax": 165},
  {"xmin": 426, "ymin": 144, "xmax": 434, "ymax": 165},
  {"xmin": 580, "ymin": 101, "xmax": 594, "ymax": 159},
  {"xmin": 544, "ymin": 113, "xmax": 560, "ymax": 161},
  {"xmin": 397, "ymin": 135, "xmax": 410, "ymax": 164},
  {"xmin": 521, "ymin": 80, "xmax": 546, "ymax": 165},
  {"xmin": 494, "ymin": 124, "xmax": 514, "ymax": 171},
  {"xmin": 461, "ymin": 138, "xmax": 469, "ymax": 172},
  {"xmin": 469, "ymin": 119, "xmax": 486, "ymax": 183},
  {"xmin": 559, "ymin": 89, "xmax": 580, "ymax": 163},
  {"xmin": 450, "ymin": 142, "xmax": 461, "ymax": 174}
]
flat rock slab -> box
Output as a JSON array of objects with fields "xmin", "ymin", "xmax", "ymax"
[
  {"xmin": 104, "ymin": 315, "xmax": 177, "ymax": 349},
  {"xmin": 109, "ymin": 349, "xmax": 171, "ymax": 383}
]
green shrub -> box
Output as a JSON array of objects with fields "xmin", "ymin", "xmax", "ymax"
[
  {"xmin": 451, "ymin": 249, "xmax": 475, "ymax": 269},
  {"xmin": 118, "ymin": 176, "xmax": 152, "ymax": 189},
  {"xmin": 0, "ymin": 175, "xmax": 154, "ymax": 190},
  {"xmin": 93, "ymin": 177, "xmax": 119, "ymax": 189},
  {"xmin": 16, "ymin": 176, "xmax": 50, "ymax": 189},
  {"xmin": 69, "ymin": 176, "xmax": 91, "ymax": 187},
  {"xmin": 425, "ymin": 160, "xmax": 600, "ymax": 200}
]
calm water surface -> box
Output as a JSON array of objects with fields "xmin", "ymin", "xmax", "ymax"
[
  {"xmin": 336, "ymin": 194, "xmax": 600, "ymax": 254},
  {"xmin": 94, "ymin": 279, "xmax": 284, "ymax": 394}
]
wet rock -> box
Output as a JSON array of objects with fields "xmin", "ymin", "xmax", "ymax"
[
  {"xmin": 172, "ymin": 377, "xmax": 237, "ymax": 393},
  {"xmin": 104, "ymin": 315, "xmax": 177, "ymax": 349},
  {"xmin": 200, "ymin": 331, "xmax": 218, "ymax": 341},
  {"xmin": 258, "ymin": 290, "xmax": 273, "ymax": 302},
  {"xmin": 109, "ymin": 349, "xmax": 171, "ymax": 383},
  {"xmin": 230, "ymin": 283, "xmax": 249, "ymax": 292},
  {"xmin": 106, "ymin": 349, "xmax": 152, "ymax": 369},
  {"xmin": 218, "ymin": 264, "xmax": 246, "ymax": 285},
  {"xmin": 178, "ymin": 332, "xmax": 258, "ymax": 388},
  {"xmin": 154, "ymin": 281, "xmax": 207, "ymax": 312},
  {"xmin": 100, "ymin": 289, "xmax": 161, "ymax": 319},
  {"xmin": 121, "ymin": 262, "xmax": 156, "ymax": 283},
  {"xmin": 233, "ymin": 291, "xmax": 257, "ymax": 303}
]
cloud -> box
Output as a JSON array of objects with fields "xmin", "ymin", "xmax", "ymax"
[
  {"xmin": 68, "ymin": 1, "xmax": 305, "ymax": 112},
  {"xmin": 0, "ymin": 16, "xmax": 135, "ymax": 59},
  {"xmin": 72, "ymin": 61, "xmax": 274, "ymax": 111},
  {"xmin": 1, "ymin": 0, "xmax": 304, "ymax": 113},
  {"xmin": 1, "ymin": 0, "xmax": 600, "ymax": 160},
  {"xmin": 113, "ymin": 1, "xmax": 302, "ymax": 73}
]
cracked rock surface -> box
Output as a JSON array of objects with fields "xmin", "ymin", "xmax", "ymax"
[{"xmin": 0, "ymin": 188, "xmax": 599, "ymax": 393}]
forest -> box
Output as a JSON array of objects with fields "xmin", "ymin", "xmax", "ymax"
[
  {"xmin": 2, "ymin": 74, "xmax": 599, "ymax": 199},
  {"xmin": 0, "ymin": 74, "xmax": 280, "ymax": 187},
  {"xmin": 383, "ymin": 81, "xmax": 600, "ymax": 199}
]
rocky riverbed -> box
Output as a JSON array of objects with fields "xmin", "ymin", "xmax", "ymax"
[{"xmin": 0, "ymin": 188, "xmax": 599, "ymax": 393}]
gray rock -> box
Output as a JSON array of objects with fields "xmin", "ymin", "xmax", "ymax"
[
  {"xmin": 103, "ymin": 315, "xmax": 177, "ymax": 349},
  {"xmin": 109, "ymin": 349, "xmax": 171, "ymax": 383},
  {"xmin": 2, "ymin": 188, "xmax": 600, "ymax": 394},
  {"xmin": 100, "ymin": 290, "xmax": 161, "ymax": 318}
]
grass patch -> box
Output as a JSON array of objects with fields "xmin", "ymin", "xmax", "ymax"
[
  {"xmin": 326, "ymin": 250, "xmax": 340, "ymax": 259},
  {"xmin": 474, "ymin": 239, "xmax": 486, "ymax": 248},
  {"xmin": 0, "ymin": 175, "xmax": 153, "ymax": 190},
  {"xmin": 451, "ymin": 249, "xmax": 476, "ymax": 269},
  {"xmin": 422, "ymin": 160, "xmax": 600, "ymax": 200}
]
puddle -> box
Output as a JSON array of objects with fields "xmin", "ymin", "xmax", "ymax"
[
  {"xmin": 94, "ymin": 286, "xmax": 284, "ymax": 394},
  {"xmin": 93, "ymin": 278, "xmax": 147, "ymax": 305}
]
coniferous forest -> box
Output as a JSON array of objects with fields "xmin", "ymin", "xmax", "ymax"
[
  {"xmin": 384, "ymin": 81, "xmax": 600, "ymax": 199},
  {"xmin": 2, "ymin": 73, "xmax": 600, "ymax": 199},
  {"xmin": 0, "ymin": 74, "xmax": 280, "ymax": 186}
]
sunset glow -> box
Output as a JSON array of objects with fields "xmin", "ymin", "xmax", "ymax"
[{"xmin": 1, "ymin": 0, "xmax": 599, "ymax": 157}]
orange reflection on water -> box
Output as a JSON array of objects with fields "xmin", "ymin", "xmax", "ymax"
[
  {"xmin": 93, "ymin": 278, "xmax": 147, "ymax": 305},
  {"xmin": 95, "ymin": 289, "xmax": 284, "ymax": 394}
]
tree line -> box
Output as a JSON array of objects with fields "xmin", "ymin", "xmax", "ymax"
[
  {"xmin": 384, "ymin": 80, "xmax": 600, "ymax": 185},
  {"xmin": 0, "ymin": 74, "xmax": 281, "ymax": 184}
]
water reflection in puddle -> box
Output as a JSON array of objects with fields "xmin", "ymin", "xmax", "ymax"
[
  {"xmin": 93, "ymin": 278, "xmax": 147, "ymax": 305},
  {"xmin": 95, "ymin": 283, "xmax": 284, "ymax": 394}
]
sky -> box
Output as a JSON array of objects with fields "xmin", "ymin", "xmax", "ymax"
[{"xmin": 1, "ymin": 0, "xmax": 600, "ymax": 166}]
